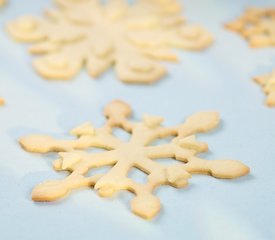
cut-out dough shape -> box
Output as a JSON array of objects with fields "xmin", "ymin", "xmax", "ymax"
[
  {"xmin": 225, "ymin": 7, "xmax": 275, "ymax": 48},
  {"xmin": 19, "ymin": 100, "xmax": 249, "ymax": 219},
  {"xmin": 7, "ymin": 0, "xmax": 213, "ymax": 83},
  {"xmin": 254, "ymin": 70, "xmax": 275, "ymax": 107}
]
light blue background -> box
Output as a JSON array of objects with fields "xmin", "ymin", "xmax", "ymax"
[{"xmin": 0, "ymin": 0, "xmax": 275, "ymax": 239}]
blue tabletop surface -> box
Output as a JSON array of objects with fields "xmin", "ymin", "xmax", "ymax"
[{"xmin": 0, "ymin": 0, "xmax": 275, "ymax": 239}]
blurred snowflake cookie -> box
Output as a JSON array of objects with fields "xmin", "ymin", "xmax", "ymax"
[
  {"xmin": 225, "ymin": 7, "xmax": 275, "ymax": 48},
  {"xmin": 254, "ymin": 70, "xmax": 275, "ymax": 107},
  {"xmin": 19, "ymin": 100, "xmax": 249, "ymax": 219},
  {"xmin": 0, "ymin": 0, "xmax": 6, "ymax": 7},
  {"xmin": 7, "ymin": 0, "xmax": 213, "ymax": 83},
  {"xmin": 0, "ymin": 97, "xmax": 5, "ymax": 106}
]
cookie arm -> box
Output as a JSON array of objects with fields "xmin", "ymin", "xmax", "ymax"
[
  {"xmin": 184, "ymin": 157, "xmax": 250, "ymax": 179},
  {"xmin": 31, "ymin": 172, "xmax": 102, "ymax": 202}
]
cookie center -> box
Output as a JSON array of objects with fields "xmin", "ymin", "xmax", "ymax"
[{"xmin": 115, "ymin": 143, "xmax": 145, "ymax": 164}]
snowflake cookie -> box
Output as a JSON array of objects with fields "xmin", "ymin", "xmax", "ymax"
[
  {"xmin": 7, "ymin": 0, "xmax": 213, "ymax": 83},
  {"xmin": 19, "ymin": 100, "xmax": 249, "ymax": 219},
  {"xmin": 225, "ymin": 7, "xmax": 275, "ymax": 48},
  {"xmin": 254, "ymin": 70, "xmax": 275, "ymax": 107}
]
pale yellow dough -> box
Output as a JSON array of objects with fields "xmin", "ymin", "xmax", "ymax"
[
  {"xmin": 19, "ymin": 100, "xmax": 249, "ymax": 219},
  {"xmin": 225, "ymin": 7, "xmax": 275, "ymax": 48},
  {"xmin": 254, "ymin": 70, "xmax": 275, "ymax": 107},
  {"xmin": 7, "ymin": 0, "xmax": 213, "ymax": 83}
]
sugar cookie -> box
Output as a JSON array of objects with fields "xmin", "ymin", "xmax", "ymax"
[
  {"xmin": 225, "ymin": 7, "xmax": 275, "ymax": 48},
  {"xmin": 7, "ymin": 0, "xmax": 213, "ymax": 83},
  {"xmin": 254, "ymin": 70, "xmax": 275, "ymax": 107},
  {"xmin": 20, "ymin": 100, "xmax": 249, "ymax": 219}
]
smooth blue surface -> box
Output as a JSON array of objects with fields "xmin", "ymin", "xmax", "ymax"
[{"xmin": 0, "ymin": 0, "xmax": 275, "ymax": 239}]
